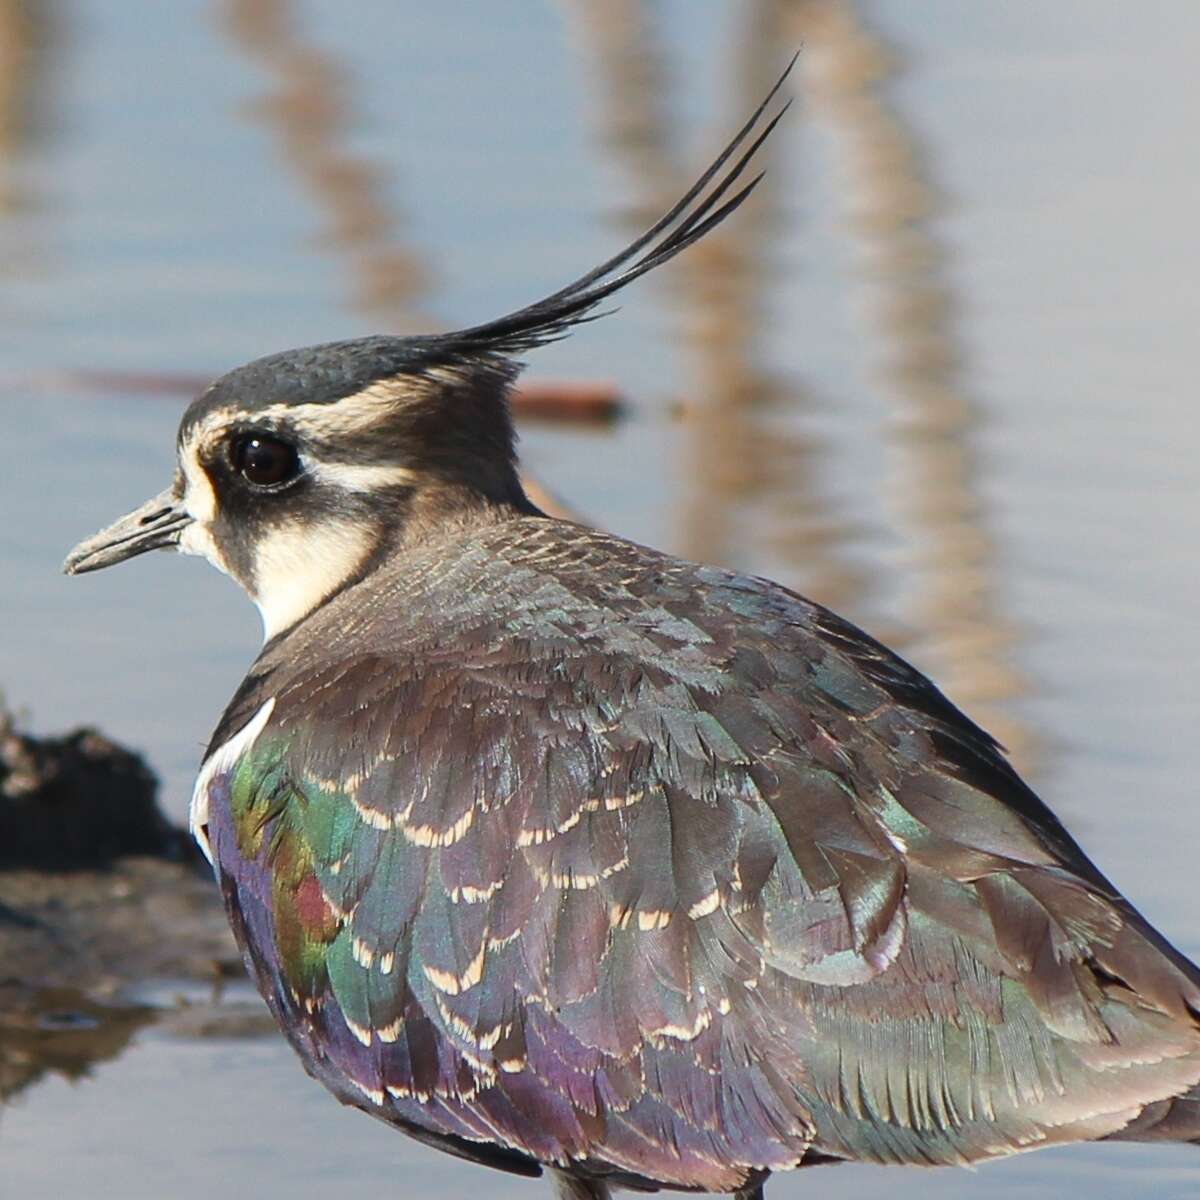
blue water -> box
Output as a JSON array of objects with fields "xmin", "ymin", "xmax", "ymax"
[{"xmin": 2, "ymin": 2, "xmax": 1199, "ymax": 1196}]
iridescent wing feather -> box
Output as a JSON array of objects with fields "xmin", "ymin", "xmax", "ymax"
[{"xmin": 201, "ymin": 521, "xmax": 1200, "ymax": 1192}]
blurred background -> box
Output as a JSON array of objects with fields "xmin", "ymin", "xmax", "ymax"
[{"xmin": 1, "ymin": 1, "xmax": 1199, "ymax": 1196}]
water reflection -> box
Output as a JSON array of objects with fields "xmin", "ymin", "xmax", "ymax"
[
  {"xmin": 0, "ymin": 0, "xmax": 56, "ymax": 210},
  {"xmin": 0, "ymin": 985, "xmax": 153, "ymax": 1108},
  {"xmin": 0, "ymin": 0, "xmax": 57, "ymax": 317},
  {"xmin": 567, "ymin": 0, "xmax": 866, "ymax": 611},
  {"xmin": 568, "ymin": 0, "xmax": 1031, "ymax": 762},
  {"xmin": 220, "ymin": 0, "xmax": 434, "ymax": 330},
  {"xmin": 796, "ymin": 0, "xmax": 1034, "ymax": 766}
]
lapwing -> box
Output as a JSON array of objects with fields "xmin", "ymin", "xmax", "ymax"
[{"xmin": 64, "ymin": 64, "xmax": 1200, "ymax": 1200}]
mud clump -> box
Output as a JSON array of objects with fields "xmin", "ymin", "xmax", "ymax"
[
  {"xmin": 0, "ymin": 709, "xmax": 191, "ymax": 869},
  {"xmin": 0, "ymin": 705, "xmax": 239, "ymax": 993}
]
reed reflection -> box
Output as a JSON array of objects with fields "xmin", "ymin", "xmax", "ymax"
[
  {"xmin": 221, "ymin": 0, "xmax": 433, "ymax": 331},
  {"xmin": 569, "ymin": 0, "xmax": 1031, "ymax": 767},
  {"xmin": 796, "ymin": 0, "xmax": 1033, "ymax": 767},
  {"xmin": 0, "ymin": 0, "xmax": 57, "ymax": 211},
  {"xmin": 565, "ymin": 0, "xmax": 865, "ymax": 613},
  {"xmin": 0, "ymin": 0, "xmax": 57, "ymax": 314}
]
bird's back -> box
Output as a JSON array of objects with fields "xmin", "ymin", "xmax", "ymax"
[{"xmin": 197, "ymin": 513, "xmax": 1200, "ymax": 1192}]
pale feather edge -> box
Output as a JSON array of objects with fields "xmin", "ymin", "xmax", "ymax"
[{"xmin": 190, "ymin": 697, "xmax": 277, "ymax": 865}]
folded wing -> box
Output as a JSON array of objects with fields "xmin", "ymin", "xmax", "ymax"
[{"xmin": 203, "ymin": 529, "xmax": 1200, "ymax": 1191}]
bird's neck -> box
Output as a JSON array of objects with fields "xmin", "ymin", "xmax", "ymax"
[
  {"xmin": 396, "ymin": 473, "xmax": 541, "ymax": 548},
  {"xmin": 254, "ymin": 477, "xmax": 539, "ymax": 645}
]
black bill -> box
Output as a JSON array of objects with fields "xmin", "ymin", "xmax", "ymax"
[{"xmin": 63, "ymin": 488, "xmax": 193, "ymax": 575}]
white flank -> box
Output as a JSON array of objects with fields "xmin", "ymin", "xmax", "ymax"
[{"xmin": 190, "ymin": 697, "xmax": 276, "ymax": 865}]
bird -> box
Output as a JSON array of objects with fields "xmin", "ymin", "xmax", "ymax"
[{"xmin": 64, "ymin": 62, "xmax": 1200, "ymax": 1200}]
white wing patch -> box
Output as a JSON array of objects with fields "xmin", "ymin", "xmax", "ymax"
[{"xmin": 190, "ymin": 697, "xmax": 277, "ymax": 865}]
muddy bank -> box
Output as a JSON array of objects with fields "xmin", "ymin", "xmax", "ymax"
[
  {"xmin": 0, "ymin": 984, "xmax": 156, "ymax": 1103},
  {"xmin": 0, "ymin": 704, "xmax": 238, "ymax": 990},
  {"xmin": 0, "ymin": 857, "xmax": 239, "ymax": 995},
  {"xmin": 0, "ymin": 707, "xmax": 266, "ymax": 1105}
]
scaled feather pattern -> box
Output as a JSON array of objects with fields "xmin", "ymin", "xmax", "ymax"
[{"xmin": 200, "ymin": 519, "xmax": 1200, "ymax": 1193}]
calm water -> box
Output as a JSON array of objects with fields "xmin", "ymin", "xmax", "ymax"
[{"xmin": 3, "ymin": 1, "xmax": 1200, "ymax": 1196}]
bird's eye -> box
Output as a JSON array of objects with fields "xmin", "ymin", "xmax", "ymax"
[{"xmin": 230, "ymin": 435, "xmax": 300, "ymax": 488}]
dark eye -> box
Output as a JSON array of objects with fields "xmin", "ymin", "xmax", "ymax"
[{"xmin": 230, "ymin": 435, "xmax": 300, "ymax": 488}]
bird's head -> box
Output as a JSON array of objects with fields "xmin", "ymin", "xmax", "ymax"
[
  {"xmin": 61, "ymin": 342, "xmax": 530, "ymax": 640},
  {"xmin": 64, "ymin": 62, "xmax": 792, "ymax": 641}
]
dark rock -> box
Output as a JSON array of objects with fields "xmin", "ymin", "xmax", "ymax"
[{"xmin": 0, "ymin": 705, "xmax": 238, "ymax": 990}]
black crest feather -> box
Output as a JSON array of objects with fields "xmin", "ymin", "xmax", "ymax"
[
  {"xmin": 419, "ymin": 54, "xmax": 797, "ymax": 359},
  {"xmin": 179, "ymin": 58, "xmax": 796, "ymax": 430}
]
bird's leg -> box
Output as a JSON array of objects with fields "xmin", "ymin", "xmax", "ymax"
[
  {"xmin": 549, "ymin": 1171, "xmax": 766, "ymax": 1200},
  {"xmin": 549, "ymin": 1170, "xmax": 611, "ymax": 1200}
]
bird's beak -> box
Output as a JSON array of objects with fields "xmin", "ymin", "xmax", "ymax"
[{"xmin": 63, "ymin": 487, "xmax": 193, "ymax": 575}]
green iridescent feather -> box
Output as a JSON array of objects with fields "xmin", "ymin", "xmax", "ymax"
[{"xmin": 198, "ymin": 517, "xmax": 1200, "ymax": 1194}]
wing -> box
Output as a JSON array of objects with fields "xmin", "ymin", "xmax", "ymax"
[{"xmin": 201, "ymin": 529, "xmax": 1200, "ymax": 1192}]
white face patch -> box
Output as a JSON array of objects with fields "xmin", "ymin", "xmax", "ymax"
[
  {"xmin": 172, "ymin": 402, "xmax": 398, "ymax": 639},
  {"xmin": 178, "ymin": 521, "xmax": 233, "ymax": 576},
  {"xmin": 191, "ymin": 697, "xmax": 276, "ymax": 865},
  {"xmin": 180, "ymin": 446, "xmax": 218, "ymax": 522},
  {"xmin": 175, "ymin": 424, "xmax": 234, "ymax": 574},
  {"xmin": 251, "ymin": 517, "xmax": 376, "ymax": 640}
]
